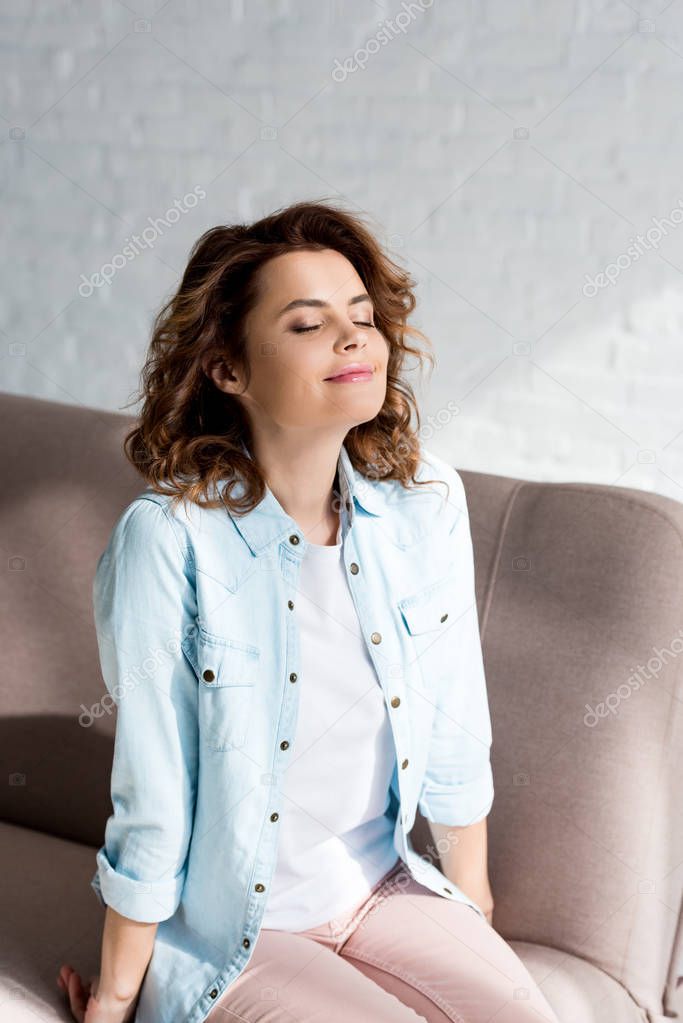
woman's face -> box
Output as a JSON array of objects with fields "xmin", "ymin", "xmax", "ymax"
[{"xmin": 219, "ymin": 248, "xmax": 390, "ymax": 434}]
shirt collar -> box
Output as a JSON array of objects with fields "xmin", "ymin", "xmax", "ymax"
[{"xmin": 221, "ymin": 439, "xmax": 384, "ymax": 556}]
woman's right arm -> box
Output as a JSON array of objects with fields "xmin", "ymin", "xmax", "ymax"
[
  {"xmin": 89, "ymin": 498, "xmax": 199, "ymax": 925},
  {"xmin": 58, "ymin": 498, "xmax": 200, "ymax": 1021},
  {"xmin": 98, "ymin": 906, "xmax": 158, "ymax": 1005},
  {"xmin": 58, "ymin": 908, "xmax": 158, "ymax": 1021}
]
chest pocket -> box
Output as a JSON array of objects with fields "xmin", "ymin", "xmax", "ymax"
[
  {"xmin": 182, "ymin": 627, "xmax": 260, "ymax": 752},
  {"xmin": 398, "ymin": 574, "xmax": 458, "ymax": 633},
  {"xmin": 397, "ymin": 575, "xmax": 458, "ymax": 687}
]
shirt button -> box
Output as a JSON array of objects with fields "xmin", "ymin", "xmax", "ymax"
[
  {"xmin": 289, "ymin": 672, "xmax": 297, "ymax": 683},
  {"xmin": 202, "ymin": 669, "xmax": 215, "ymax": 683},
  {"xmin": 371, "ymin": 632, "xmax": 382, "ymax": 644},
  {"xmin": 288, "ymin": 599, "xmax": 294, "ymax": 610},
  {"xmin": 255, "ymin": 883, "xmax": 265, "ymax": 892},
  {"xmin": 280, "ymin": 740, "xmax": 290, "ymax": 750},
  {"xmin": 401, "ymin": 758, "xmax": 409, "ymax": 769},
  {"xmin": 443, "ymin": 886, "xmax": 452, "ymax": 894},
  {"xmin": 242, "ymin": 938, "xmax": 250, "ymax": 948},
  {"xmin": 350, "ymin": 562, "xmax": 359, "ymax": 574},
  {"xmin": 390, "ymin": 696, "xmax": 400, "ymax": 708},
  {"xmin": 209, "ymin": 988, "xmax": 218, "ymax": 999},
  {"xmin": 270, "ymin": 811, "xmax": 279, "ymax": 822},
  {"xmin": 440, "ymin": 612, "xmax": 448, "ymax": 622},
  {"xmin": 289, "ymin": 534, "xmax": 300, "ymax": 545}
]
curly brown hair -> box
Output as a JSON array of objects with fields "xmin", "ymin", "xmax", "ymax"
[{"xmin": 122, "ymin": 197, "xmax": 440, "ymax": 515}]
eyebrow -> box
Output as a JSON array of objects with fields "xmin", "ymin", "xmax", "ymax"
[{"xmin": 276, "ymin": 293, "xmax": 373, "ymax": 318}]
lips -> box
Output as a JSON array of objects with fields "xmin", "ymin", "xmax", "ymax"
[{"xmin": 324, "ymin": 363, "xmax": 374, "ymax": 381}]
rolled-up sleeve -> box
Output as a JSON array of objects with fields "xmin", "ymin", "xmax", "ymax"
[
  {"xmin": 418, "ymin": 465, "xmax": 494, "ymax": 827},
  {"xmin": 90, "ymin": 497, "xmax": 199, "ymax": 923}
]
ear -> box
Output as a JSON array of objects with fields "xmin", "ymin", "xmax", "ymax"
[
  {"xmin": 203, "ymin": 356, "xmax": 243, "ymax": 395},
  {"xmin": 202, "ymin": 353, "xmax": 230, "ymax": 379}
]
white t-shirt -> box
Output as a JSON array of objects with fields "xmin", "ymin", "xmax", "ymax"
[{"xmin": 261, "ymin": 516, "xmax": 399, "ymax": 931}]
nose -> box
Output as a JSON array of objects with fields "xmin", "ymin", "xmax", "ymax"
[{"xmin": 342, "ymin": 322, "xmax": 369, "ymax": 348}]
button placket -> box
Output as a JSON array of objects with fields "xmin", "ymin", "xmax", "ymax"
[
  {"xmin": 284, "ymin": 546, "xmax": 299, "ymax": 743},
  {"xmin": 342, "ymin": 540, "xmax": 412, "ymax": 822},
  {"xmin": 215, "ymin": 542, "xmax": 288, "ymax": 972}
]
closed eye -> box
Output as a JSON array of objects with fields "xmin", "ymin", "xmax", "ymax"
[{"xmin": 292, "ymin": 321, "xmax": 375, "ymax": 334}]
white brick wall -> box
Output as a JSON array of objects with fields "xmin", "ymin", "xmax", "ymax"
[{"xmin": 3, "ymin": 0, "xmax": 683, "ymax": 498}]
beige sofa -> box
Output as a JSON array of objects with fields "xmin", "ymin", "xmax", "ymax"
[{"xmin": 1, "ymin": 391, "xmax": 681, "ymax": 1022}]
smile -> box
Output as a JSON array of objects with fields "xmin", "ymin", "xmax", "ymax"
[{"xmin": 324, "ymin": 364, "xmax": 375, "ymax": 383}]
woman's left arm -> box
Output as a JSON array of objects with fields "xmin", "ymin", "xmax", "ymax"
[
  {"xmin": 427, "ymin": 817, "xmax": 494, "ymax": 924},
  {"xmin": 417, "ymin": 462, "xmax": 495, "ymax": 923}
]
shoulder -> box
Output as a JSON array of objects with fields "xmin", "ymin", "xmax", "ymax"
[
  {"xmin": 367, "ymin": 447, "xmax": 466, "ymax": 547},
  {"xmin": 390, "ymin": 445, "xmax": 466, "ymax": 521},
  {"xmin": 102, "ymin": 490, "xmax": 192, "ymax": 564},
  {"xmin": 417, "ymin": 446, "xmax": 464, "ymax": 495}
]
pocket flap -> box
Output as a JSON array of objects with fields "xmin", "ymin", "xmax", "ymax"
[
  {"xmin": 398, "ymin": 577, "xmax": 457, "ymax": 636},
  {"xmin": 184, "ymin": 626, "xmax": 260, "ymax": 688}
]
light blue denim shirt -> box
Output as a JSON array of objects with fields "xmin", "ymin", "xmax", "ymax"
[{"xmin": 90, "ymin": 441, "xmax": 494, "ymax": 1023}]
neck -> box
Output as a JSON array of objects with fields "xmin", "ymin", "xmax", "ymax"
[{"xmin": 250, "ymin": 431, "xmax": 347, "ymax": 544}]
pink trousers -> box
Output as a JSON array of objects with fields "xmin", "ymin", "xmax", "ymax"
[{"xmin": 206, "ymin": 859, "xmax": 561, "ymax": 1022}]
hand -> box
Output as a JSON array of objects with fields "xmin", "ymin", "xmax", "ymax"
[
  {"xmin": 464, "ymin": 882, "xmax": 494, "ymax": 926},
  {"xmin": 477, "ymin": 890, "xmax": 494, "ymax": 926},
  {"xmin": 57, "ymin": 966, "xmax": 137, "ymax": 1023}
]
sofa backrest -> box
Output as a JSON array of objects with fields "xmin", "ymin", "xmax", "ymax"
[
  {"xmin": 1, "ymin": 393, "xmax": 143, "ymax": 847},
  {"xmin": 458, "ymin": 467, "xmax": 683, "ymax": 1020}
]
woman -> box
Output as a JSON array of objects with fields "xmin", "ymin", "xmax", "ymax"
[{"xmin": 57, "ymin": 200, "xmax": 560, "ymax": 1023}]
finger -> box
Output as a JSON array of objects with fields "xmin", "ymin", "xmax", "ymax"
[
  {"xmin": 68, "ymin": 971, "xmax": 88, "ymax": 1017},
  {"xmin": 57, "ymin": 965, "xmax": 73, "ymax": 992}
]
